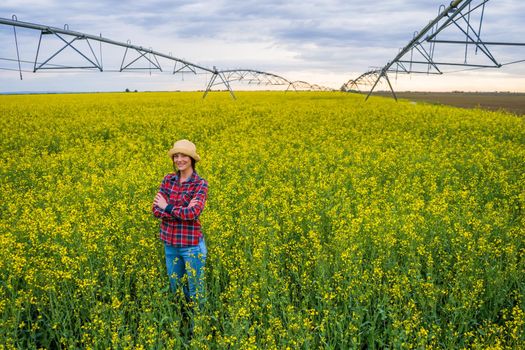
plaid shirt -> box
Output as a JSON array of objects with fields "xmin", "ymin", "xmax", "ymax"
[{"xmin": 152, "ymin": 171, "xmax": 208, "ymax": 247}]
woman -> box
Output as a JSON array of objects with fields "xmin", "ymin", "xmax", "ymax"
[{"xmin": 152, "ymin": 139, "xmax": 208, "ymax": 306}]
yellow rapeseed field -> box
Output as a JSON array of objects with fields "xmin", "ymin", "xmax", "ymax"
[{"xmin": 0, "ymin": 91, "xmax": 524, "ymax": 349}]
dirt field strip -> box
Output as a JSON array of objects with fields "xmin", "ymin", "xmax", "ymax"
[{"xmin": 373, "ymin": 92, "xmax": 525, "ymax": 116}]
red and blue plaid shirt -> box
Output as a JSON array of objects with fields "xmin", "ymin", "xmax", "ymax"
[{"xmin": 152, "ymin": 171, "xmax": 208, "ymax": 247}]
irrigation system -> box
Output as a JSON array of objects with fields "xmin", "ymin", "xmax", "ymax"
[
  {"xmin": 0, "ymin": 16, "xmax": 332, "ymax": 98},
  {"xmin": 1, "ymin": 0, "xmax": 523, "ymax": 98},
  {"xmin": 342, "ymin": 0, "xmax": 525, "ymax": 100}
]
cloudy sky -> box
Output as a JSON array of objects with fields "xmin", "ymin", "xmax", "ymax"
[{"xmin": 1, "ymin": 0, "xmax": 524, "ymax": 93}]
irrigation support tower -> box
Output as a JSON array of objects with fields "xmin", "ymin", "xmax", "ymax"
[{"xmin": 343, "ymin": 0, "xmax": 525, "ymax": 100}]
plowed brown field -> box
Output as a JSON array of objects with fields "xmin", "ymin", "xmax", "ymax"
[{"xmin": 373, "ymin": 91, "xmax": 525, "ymax": 115}]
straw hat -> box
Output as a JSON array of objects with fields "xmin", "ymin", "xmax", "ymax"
[{"xmin": 168, "ymin": 139, "xmax": 201, "ymax": 162}]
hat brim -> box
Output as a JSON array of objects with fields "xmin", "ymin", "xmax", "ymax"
[{"xmin": 168, "ymin": 147, "xmax": 201, "ymax": 162}]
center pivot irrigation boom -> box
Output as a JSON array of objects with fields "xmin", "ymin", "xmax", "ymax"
[
  {"xmin": 343, "ymin": 0, "xmax": 525, "ymax": 100},
  {"xmin": 213, "ymin": 69, "xmax": 333, "ymax": 93},
  {"xmin": 0, "ymin": 16, "xmax": 328, "ymax": 97}
]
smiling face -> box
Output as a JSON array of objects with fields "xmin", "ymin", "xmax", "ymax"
[{"xmin": 172, "ymin": 153, "xmax": 193, "ymax": 172}]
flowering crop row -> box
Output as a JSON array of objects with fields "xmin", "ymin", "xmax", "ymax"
[{"xmin": 0, "ymin": 91, "xmax": 523, "ymax": 349}]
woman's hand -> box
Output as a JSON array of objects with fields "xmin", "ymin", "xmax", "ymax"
[
  {"xmin": 154, "ymin": 193, "xmax": 168, "ymax": 210},
  {"xmin": 154, "ymin": 193, "xmax": 198, "ymax": 211}
]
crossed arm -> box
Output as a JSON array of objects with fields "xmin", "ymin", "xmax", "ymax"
[
  {"xmin": 154, "ymin": 193, "xmax": 198, "ymax": 211},
  {"xmin": 152, "ymin": 182, "xmax": 208, "ymax": 221}
]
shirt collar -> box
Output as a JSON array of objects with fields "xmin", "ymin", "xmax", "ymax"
[{"xmin": 173, "ymin": 171, "xmax": 197, "ymax": 184}]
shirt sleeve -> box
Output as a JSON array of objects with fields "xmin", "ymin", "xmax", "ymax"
[
  {"xmin": 152, "ymin": 175, "xmax": 171, "ymax": 218},
  {"xmin": 165, "ymin": 179, "xmax": 208, "ymax": 221}
]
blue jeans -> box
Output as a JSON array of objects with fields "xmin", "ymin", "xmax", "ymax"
[{"xmin": 164, "ymin": 237, "xmax": 206, "ymax": 304}]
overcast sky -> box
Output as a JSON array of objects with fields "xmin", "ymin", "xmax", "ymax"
[{"xmin": 1, "ymin": 0, "xmax": 524, "ymax": 93}]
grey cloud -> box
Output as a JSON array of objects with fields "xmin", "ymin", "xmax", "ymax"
[{"xmin": 1, "ymin": 0, "xmax": 524, "ymax": 91}]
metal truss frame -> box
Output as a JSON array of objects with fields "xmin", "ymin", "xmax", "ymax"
[
  {"xmin": 203, "ymin": 69, "xmax": 333, "ymax": 96},
  {"xmin": 203, "ymin": 69, "xmax": 291, "ymax": 99},
  {"xmin": 342, "ymin": 69, "xmax": 382, "ymax": 93},
  {"xmin": 343, "ymin": 0, "xmax": 525, "ymax": 100},
  {"xmin": 34, "ymin": 27, "xmax": 102, "ymax": 71},
  {"xmin": 0, "ymin": 16, "xmax": 224, "ymax": 96},
  {"xmin": 222, "ymin": 69, "xmax": 290, "ymax": 86},
  {"xmin": 288, "ymin": 80, "xmax": 333, "ymax": 92},
  {"xmin": 0, "ymin": 16, "xmax": 327, "ymax": 98}
]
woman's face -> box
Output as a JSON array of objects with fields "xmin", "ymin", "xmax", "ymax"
[{"xmin": 172, "ymin": 153, "xmax": 193, "ymax": 172}]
